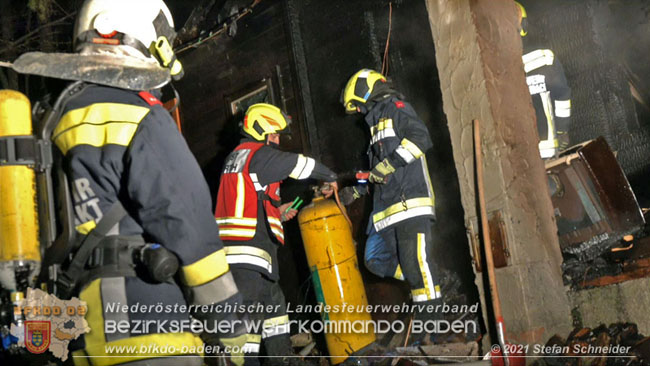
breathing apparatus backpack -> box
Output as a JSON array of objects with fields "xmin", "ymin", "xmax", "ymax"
[{"xmin": 0, "ymin": 82, "xmax": 179, "ymax": 308}]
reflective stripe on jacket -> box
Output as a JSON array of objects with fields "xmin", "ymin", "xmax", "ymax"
[
  {"xmin": 215, "ymin": 142, "xmax": 284, "ymax": 244},
  {"xmin": 365, "ymin": 96, "xmax": 436, "ymax": 232},
  {"xmin": 522, "ymin": 48, "xmax": 572, "ymax": 158}
]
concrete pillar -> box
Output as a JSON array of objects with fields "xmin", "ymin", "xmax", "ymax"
[{"xmin": 424, "ymin": 0, "xmax": 572, "ymax": 345}]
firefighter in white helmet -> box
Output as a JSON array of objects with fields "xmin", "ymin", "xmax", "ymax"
[{"xmin": 13, "ymin": 0, "xmax": 248, "ymax": 365}]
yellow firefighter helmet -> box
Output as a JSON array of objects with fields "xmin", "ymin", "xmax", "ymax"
[
  {"xmin": 243, "ymin": 103, "xmax": 291, "ymax": 141},
  {"xmin": 340, "ymin": 69, "xmax": 387, "ymax": 114},
  {"xmin": 515, "ymin": 1, "xmax": 528, "ymax": 37}
]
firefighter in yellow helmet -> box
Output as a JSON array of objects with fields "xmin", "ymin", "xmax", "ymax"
[
  {"xmin": 215, "ymin": 103, "xmax": 337, "ymax": 365},
  {"xmin": 516, "ymin": 1, "xmax": 573, "ymax": 158},
  {"xmin": 12, "ymin": 0, "xmax": 248, "ymax": 365},
  {"xmin": 339, "ymin": 69, "xmax": 443, "ymax": 345}
]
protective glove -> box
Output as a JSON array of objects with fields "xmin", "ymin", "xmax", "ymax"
[
  {"xmin": 369, "ymin": 159, "xmax": 395, "ymax": 184},
  {"xmin": 557, "ymin": 131, "xmax": 570, "ymax": 151},
  {"xmin": 220, "ymin": 334, "xmax": 248, "ymax": 366},
  {"xmin": 320, "ymin": 181, "xmax": 338, "ymax": 198},
  {"xmin": 339, "ymin": 186, "xmax": 363, "ymax": 206}
]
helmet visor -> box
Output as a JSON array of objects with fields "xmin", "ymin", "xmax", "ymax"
[
  {"xmin": 279, "ymin": 111, "xmax": 292, "ymax": 134},
  {"xmin": 153, "ymin": 10, "xmax": 177, "ymax": 43}
]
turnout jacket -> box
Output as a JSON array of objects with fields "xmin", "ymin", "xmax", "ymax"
[
  {"xmin": 215, "ymin": 139, "xmax": 336, "ymax": 280},
  {"xmin": 522, "ymin": 47, "xmax": 572, "ymax": 158},
  {"xmin": 365, "ymin": 96, "xmax": 436, "ymax": 232},
  {"xmin": 52, "ymin": 84, "xmax": 240, "ymax": 363}
]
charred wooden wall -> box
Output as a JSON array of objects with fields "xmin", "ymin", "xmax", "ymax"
[
  {"xmin": 174, "ymin": 0, "xmax": 314, "ymax": 305},
  {"xmin": 289, "ymin": 0, "xmax": 481, "ymax": 322},
  {"xmin": 175, "ymin": 0, "xmax": 480, "ymax": 323},
  {"xmin": 520, "ymin": 0, "xmax": 650, "ymax": 206}
]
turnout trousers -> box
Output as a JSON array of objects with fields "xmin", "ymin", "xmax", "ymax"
[
  {"xmin": 232, "ymin": 268, "xmax": 293, "ymax": 366},
  {"xmin": 364, "ymin": 217, "xmax": 443, "ymax": 327}
]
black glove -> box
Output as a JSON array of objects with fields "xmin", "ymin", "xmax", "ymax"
[
  {"xmin": 339, "ymin": 186, "xmax": 363, "ymax": 205},
  {"xmin": 369, "ymin": 159, "xmax": 396, "ymax": 184}
]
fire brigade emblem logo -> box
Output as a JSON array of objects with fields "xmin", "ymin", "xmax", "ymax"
[{"xmin": 25, "ymin": 320, "xmax": 51, "ymax": 354}]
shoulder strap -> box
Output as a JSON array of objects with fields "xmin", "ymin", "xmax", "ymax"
[{"xmin": 56, "ymin": 200, "xmax": 127, "ymax": 298}]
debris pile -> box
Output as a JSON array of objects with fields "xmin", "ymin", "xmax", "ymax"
[{"xmin": 538, "ymin": 323, "xmax": 650, "ymax": 366}]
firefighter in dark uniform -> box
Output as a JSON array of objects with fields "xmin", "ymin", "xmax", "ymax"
[
  {"xmin": 39, "ymin": 0, "xmax": 248, "ymax": 364},
  {"xmin": 516, "ymin": 1, "xmax": 572, "ymax": 158},
  {"xmin": 338, "ymin": 69, "xmax": 442, "ymax": 344},
  {"xmin": 214, "ymin": 103, "xmax": 337, "ymax": 365}
]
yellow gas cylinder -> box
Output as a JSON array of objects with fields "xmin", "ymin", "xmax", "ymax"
[
  {"xmin": 0, "ymin": 90, "xmax": 40, "ymax": 291},
  {"xmin": 298, "ymin": 196, "xmax": 376, "ymax": 364}
]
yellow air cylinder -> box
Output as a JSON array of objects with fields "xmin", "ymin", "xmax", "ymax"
[
  {"xmin": 298, "ymin": 196, "xmax": 376, "ymax": 365},
  {"xmin": 0, "ymin": 90, "xmax": 40, "ymax": 266}
]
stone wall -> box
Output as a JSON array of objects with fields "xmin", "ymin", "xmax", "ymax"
[{"xmin": 425, "ymin": 0, "xmax": 573, "ymax": 346}]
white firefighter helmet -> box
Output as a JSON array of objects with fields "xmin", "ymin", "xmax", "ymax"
[
  {"xmin": 11, "ymin": 0, "xmax": 183, "ymax": 90},
  {"xmin": 74, "ymin": 0, "xmax": 175, "ymax": 61}
]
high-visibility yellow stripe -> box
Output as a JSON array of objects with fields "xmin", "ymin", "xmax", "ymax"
[
  {"xmin": 224, "ymin": 246, "xmax": 272, "ymax": 263},
  {"xmin": 394, "ymin": 265, "xmax": 404, "ymax": 280},
  {"xmin": 401, "ymin": 138, "xmax": 423, "ymax": 159},
  {"xmin": 54, "ymin": 103, "xmax": 149, "ymax": 135},
  {"xmin": 370, "ymin": 118, "xmax": 394, "ymax": 136},
  {"xmin": 75, "ymin": 279, "xmax": 204, "ymax": 366},
  {"xmin": 412, "ymin": 287, "xmax": 441, "ymax": 301},
  {"xmin": 412, "ymin": 288, "xmax": 428, "ymax": 297},
  {"xmin": 412, "ymin": 289, "xmax": 430, "ymax": 302},
  {"xmin": 79, "ymin": 279, "xmax": 104, "ymax": 348},
  {"xmin": 246, "ymin": 334, "xmax": 262, "ymax": 344},
  {"xmin": 262, "ymin": 315, "xmax": 291, "ymax": 338},
  {"xmin": 377, "ymin": 118, "xmax": 393, "ymax": 131},
  {"xmin": 54, "ymin": 122, "xmax": 140, "ymax": 155},
  {"xmin": 235, "ymin": 173, "xmax": 245, "ymax": 217},
  {"xmin": 417, "ymin": 232, "xmax": 434, "ymax": 300},
  {"xmin": 370, "ymin": 128, "xmax": 396, "ymax": 145},
  {"xmin": 420, "ymin": 157, "xmax": 436, "ymax": 204},
  {"xmin": 181, "ymin": 249, "xmax": 229, "ymax": 287},
  {"xmin": 75, "ymin": 220, "xmax": 96, "ymax": 235},
  {"xmin": 263, "ymin": 315, "xmax": 290, "ymax": 327},
  {"xmin": 372, "ymin": 197, "xmax": 434, "ymax": 223},
  {"xmin": 53, "ymin": 103, "xmax": 149, "ymax": 155},
  {"xmin": 73, "ymin": 332, "xmax": 203, "ymax": 366}
]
